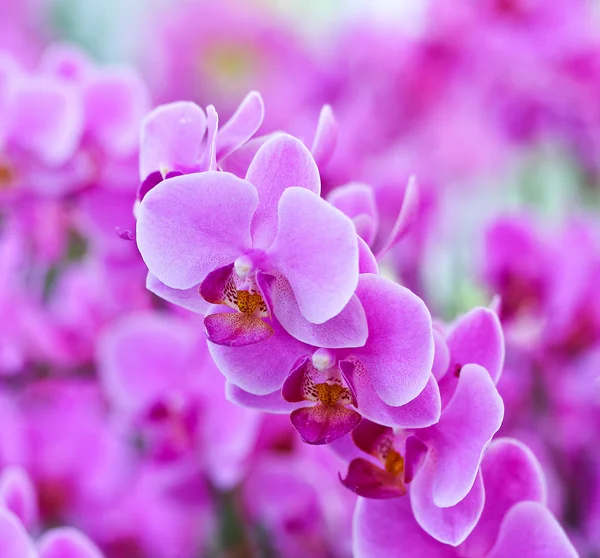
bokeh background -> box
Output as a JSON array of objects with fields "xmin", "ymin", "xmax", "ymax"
[{"xmin": 1, "ymin": 0, "xmax": 600, "ymax": 556}]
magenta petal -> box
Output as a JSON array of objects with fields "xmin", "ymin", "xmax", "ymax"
[
  {"xmin": 200, "ymin": 373, "xmax": 262, "ymax": 489},
  {"xmin": 486, "ymin": 502, "xmax": 578, "ymax": 558},
  {"xmin": 207, "ymin": 309, "xmax": 309, "ymax": 395},
  {"xmin": 11, "ymin": 75, "xmax": 83, "ymax": 166},
  {"xmin": 0, "ymin": 509, "xmax": 36, "ymax": 558},
  {"xmin": 290, "ymin": 404, "xmax": 361, "ymax": 445},
  {"xmin": 37, "ymin": 527, "xmax": 104, "ymax": 558},
  {"xmin": 204, "ymin": 311, "xmax": 273, "ymax": 347},
  {"xmin": 136, "ymin": 171, "xmax": 257, "ymax": 289},
  {"xmin": 225, "ymin": 382, "xmax": 306, "ymax": 414},
  {"xmin": 146, "ymin": 273, "xmax": 209, "ymax": 314},
  {"xmin": 460, "ymin": 438, "xmax": 547, "ymax": 557},
  {"xmin": 351, "ymin": 419, "xmax": 392, "ymax": 455},
  {"xmin": 310, "ymin": 104, "xmax": 338, "ymax": 170},
  {"xmin": 345, "ymin": 357, "xmax": 441, "ymax": 428},
  {"xmin": 432, "ymin": 329, "xmax": 450, "ymax": 381},
  {"xmin": 354, "ymin": 498, "xmax": 451, "ymax": 558},
  {"xmin": 83, "ymin": 67, "xmax": 149, "ymax": 158},
  {"xmin": 340, "ymin": 458, "xmax": 406, "ymax": 498},
  {"xmin": 198, "ymin": 263, "xmax": 234, "ymax": 304},
  {"xmin": 375, "ymin": 176, "xmax": 419, "ymax": 261},
  {"xmin": 0, "ymin": 467, "xmax": 37, "ymax": 531},
  {"xmin": 247, "ymin": 133, "xmax": 321, "ymax": 249},
  {"xmin": 220, "ymin": 134, "xmax": 270, "ymax": 177},
  {"xmin": 358, "ymin": 236, "xmax": 379, "ymax": 274},
  {"xmin": 354, "ymin": 274, "xmax": 434, "ymax": 406},
  {"xmin": 281, "ymin": 356, "xmax": 311, "ymax": 402},
  {"xmin": 98, "ymin": 312, "xmax": 199, "ymax": 412},
  {"xmin": 270, "ymin": 274, "xmax": 368, "ymax": 348},
  {"xmin": 420, "ymin": 364, "xmax": 504, "ymax": 508},
  {"xmin": 404, "ymin": 435, "xmax": 428, "ymax": 484},
  {"xmin": 411, "ymin": 459, "xmax": 485, "ymax": 546},
  {"xmin": 217, "ymin": 91, "xmax": 264, "ymax": 160},
  {"xmin": 199, "ymin": 104, "xmax": 219, "ymax": 171},
  {"xmin": 39, "ymin": 43, "xmax": 92, "ymax": 81},
  {"xmin": 269, "ymin": 188, "xmax": 359, "ymax": 324},
  {"xmin": 328, "ymin": 182, "xmax": 379, "ymax": 246},
  {"xmin": 139, "ymin": 101, "xmax": 206, "ymax": 180},
  {"xmin": 446, "ymin": 307, "xmax": 505, "ymax": 384}
]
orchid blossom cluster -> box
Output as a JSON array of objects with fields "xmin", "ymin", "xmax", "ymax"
[
  {"xmin": 128, "ymin": 93, "xmax": 577, "ymax": 557},
  {"xmin": 1, "ymin": 0, "xmax": 599, "ymax": 556}
]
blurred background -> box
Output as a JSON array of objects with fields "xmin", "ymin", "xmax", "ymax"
[{"xmin": 1, "ymin": 0, "xmax": 600, "ymax": 556}]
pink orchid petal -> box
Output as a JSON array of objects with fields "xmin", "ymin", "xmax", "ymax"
[
  {"xmin": 0, "ymin": 467, "xmax": 37, "ymax": 531},
  {"xmin": 310, "ymin": 104, "xmax": 338, "ymax": 170},
  {"xmin": 225, "ymin": 382, "xmax": 307, "ymax": 414},
  {"xmin": 404, "ymin": 435, "xmax": 428, "ymax": 484},
  {"xmin": 207, "ymin": 307, "xmax": 309, "ymax": 395},
  {"xmin": 447, "ymin": 307, "xmax": 505, "ymax": 384},
  {"xmin": 432, "ymin": 328, "xmax": 450, "ymax": 381},
  {"xmin": 139, "ymin": 101, "xmax": 206, "ymax": 180},
  {"xmin": 198, "ymin": 263, "xmax": 234, "ymax": 304},
  {"xmin": 217, "ymin": 91, "xmax": 264, "ymax": 160},
  {"xmin": 375, "ymin": 176, "xmax": 419, "ymax": 261},
  {"xmin": 246, "ymin": 133, "xmax": 321, "ymax": 249},
  {"xmin": 345, "ymin": 360, "xmax": 441, "ymax": 428},
  {"xmin": 281, "ymin": 356, "xmax": 311, "ymax": 402},
  {"xmin": 420, "ymin": 364, "xmax": 504, "ymax": 508},
  {"xmin": 136, "ymin": 171, "xmax": 257, "ymax": 290},
  {"xmin": 39, "ymin": 43, "xmax": 92, "ymax": 82},
  {"xmin": 199, "ymin": 372, "xmax": 262, "ymax": 489},
  {"xmin": 269, "ymin": 273, "xmax": 368, "ymax": 348},
  {"xmin": 352, "ymin": 214, "xmax": 378, "ymax": 247},
  {"xmin": 83, "ymin": 67, "xmax": 150, "ymax": 158},
  {"xmin": 268, "ymin": 187, "xmax": 359, "ymax": 324},
  {"xmin": 290, "ymin": 404, "xmax": 361, "ymax": 445},
  {"xmin": 340, "ymin": 458, "xmax": 406, "ymax": 499},
  {"xmin": 460, "ymin": 438, "xmax": 547, "ymax": 556},
  {"xmin": 351, "ymin": 419, "xmax": 392, "ymax": 455},
  {"xmin": 146, "ymin": 273, "xmax": 209, "ymax": 314},
  {"xmin": 37, "ymin": 527, "xmax": 104, "ymax": 558},
  {"xmin": 411, "ymin": 461, "xmax": 485, "ymax": 546},
  {"xmin": 486, "ymin": 502, "xmax": 578, "ymax": 558},
  {"xmin": 10, "ymin": 75, "xmax": 83, "ymax": 166},
  {"xmin": 358, "ymin": 236, "xmax": 379, "ymax": 274},
  {"xmin": 0, "ymin": 509, "xmax": 36, "ymax": 558},
  {"xmin": 219, "ymin": 134, "xmax": 271, "ymax": 177},
  {"xmin": 353, "ymin": 274, "xmax": 434, "ymax": 407},
  {"xmin": 98, "ymin": 312, "xmax": 199, "ymax": 413},
  {"xmin": 354, "ymin": 498, "xmax": 452, "ymax": 558},
  {"xmin": 199, "ymin": 104, "xmax": 218, "ymax": 172},
  {"xmin": 328, "ymin": 182, "xmax": 379, "ymax": 246},
  {"xmin": 204, "ymin": 311, "xmax": 273, "ymax": 347}
]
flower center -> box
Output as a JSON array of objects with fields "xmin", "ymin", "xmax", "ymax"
[
  {"xmin": 222, "ymin": 270, "xmax": 269, "ymax": 318},
  {"xmin": 384, "ymin": 449, "xmax": 405, "ymax": 475},
  {"xmin": 236, "ymin": 289, "xmax": 265, "ymax": 315},
  {"xmin": 315, "ymin": 382, "xmax": 348, "ymax": 407}
]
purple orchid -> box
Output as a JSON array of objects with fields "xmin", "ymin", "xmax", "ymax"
[
  {"xmin": 335, "ymin": 306, "xmax": 505, "ymax": 543},
  {"xmin": 136, "ymin": 132, "xmax": 363, "ymax": 349},
  {"xmin": 98, "ymin": 311, "xmax": 261, "ymax": 488},
  {"xmin": 0, "ymin": 507, "xmax": 105, "ymax": 558},
  {"xmin": 353, "ymin": 438, "xmax": 577, "ymax": 557},
  {"xmin": 138, "ymin": 90, "xmax": 265, "ymax": 201},
  {"xmin": 224, "ymin": 273, "xmax": 436, "ymax": 444},
  {"xmin": 327, "ymin": 176, "xmax": 419, "ymax": 263},
  {"xmin": 0, "ymin": 466, "xmax": 37, "ymax": 531}
]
